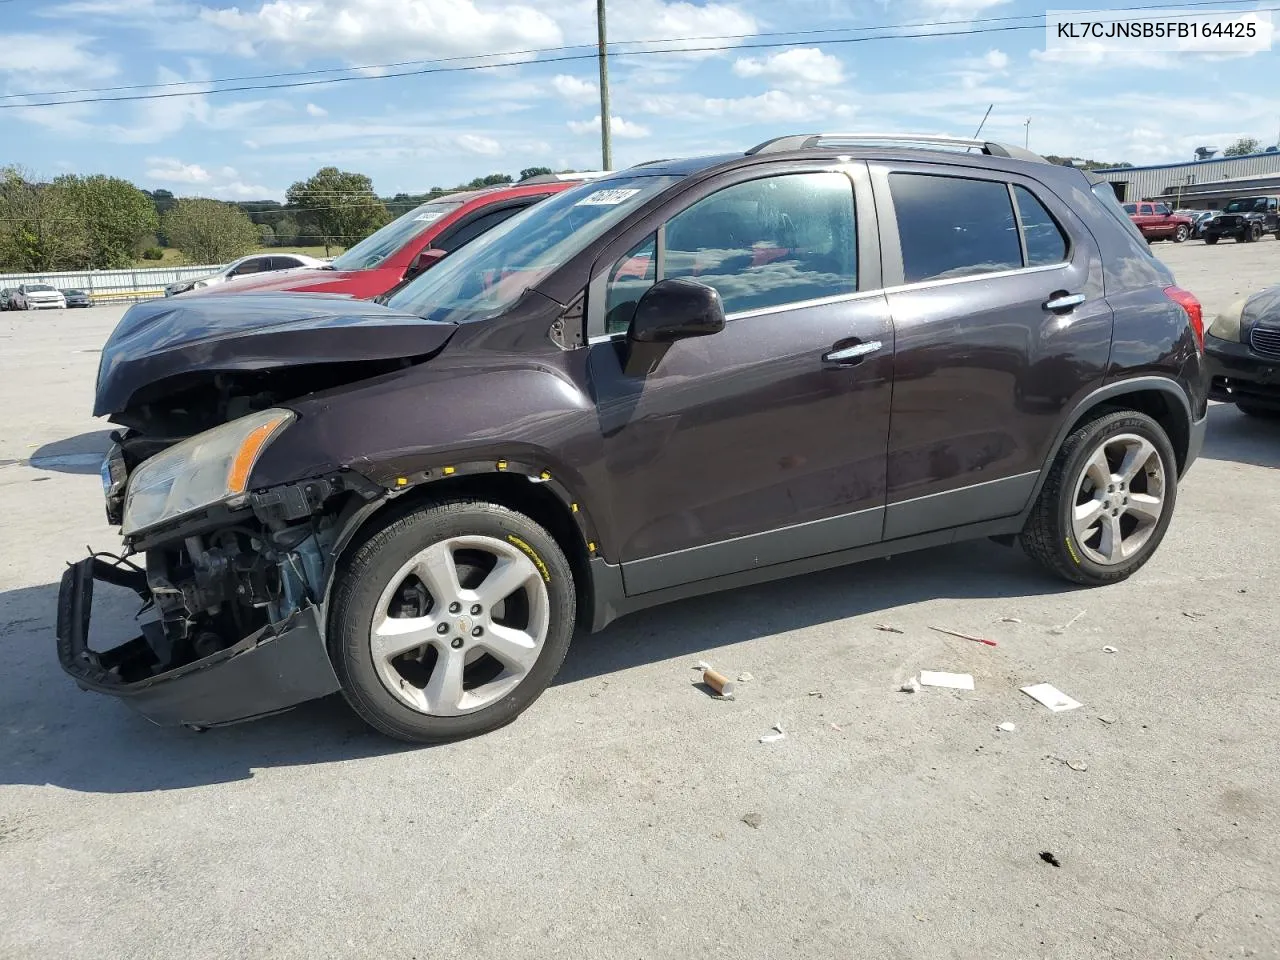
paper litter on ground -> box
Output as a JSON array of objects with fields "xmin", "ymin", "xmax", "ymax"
[
  {"xmin": 1021, "ymin": 682, "xmax": 1082, "ymax": 712},
  {"xmin": 997, "ymin": 721, "xmax": 1017, "ymax": 732},
  {"xmin": 759, "ymin": 722, "xmax": 786, "ymax": 744},
  {"xmin": 918, "ymin": 671, "xmax": 975, "ymax": 690}
]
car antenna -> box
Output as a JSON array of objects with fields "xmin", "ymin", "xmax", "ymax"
[{"xmin": 968, "ymin": 104, "xmax": 993, "ymax": 152}]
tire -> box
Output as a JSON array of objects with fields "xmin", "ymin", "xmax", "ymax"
[
  {"xmin": 328, "ymin": 499, "xmax": 577, "ymax": 743},
  {"xmin": 1237, "ymin": 402, "xmax": 1280, "ymax": 419},
  {"xmin": 1172, "ymin": 224, "xmax": 1190, "ymax": 243},
  {"xmin": 1020, "ymin": 410, "xmax": 1178, "ymax": 586},
  {"xmin": 1248, "ymin": 223, "xmax": 1264, "ymax": 242},
  {"xmin": 1204, "ymin": 235, "xmax": 1219, "ymax": 245}
]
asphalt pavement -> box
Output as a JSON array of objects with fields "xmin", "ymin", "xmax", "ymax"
[{"xmin": 1, "ymin": 240, "xmax": 1278, "ymax": 959}]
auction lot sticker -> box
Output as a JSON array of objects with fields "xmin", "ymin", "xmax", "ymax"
[
  {"xmin": 1046, "ymin": 8, "xmax": 1272, "ymax": 53},
  {"xmin": 575, "ymin": 188, "xmax": 641, "ymax": 206}
]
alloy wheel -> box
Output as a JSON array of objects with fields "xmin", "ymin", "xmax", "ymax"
[
  {"xmin": 368, "ymin": 535, "xmax": 550, "ymax": 716},
  {"xmin": 1071, "ymin": 433, "xmax": 1167, "ymax": 566}
]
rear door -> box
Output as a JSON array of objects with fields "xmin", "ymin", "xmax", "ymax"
[{"xmin": 869, "ymin": 162, "xmax": 1112, "ymax": 539}]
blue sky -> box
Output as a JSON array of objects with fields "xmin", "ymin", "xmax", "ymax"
[{"xmin": 1, "ymin": 0, "xmax": 1277, "ymax": 200}]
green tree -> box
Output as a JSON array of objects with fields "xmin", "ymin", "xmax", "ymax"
[
  {"xmin": 464, "ymin": 173, "xmax": 514, "ymax": 189},
  {"xmin": 0, "ymin": 167, "xmax": 89, "ymax": 271},
  {"xmin": 286, "ymin": 166, "xmax": 388, "ymax": 256},
  {"xmin": 257, "ymin": 222, "xmax": 276, "ymax": 247},
  {"xmin": 1224, "ymin": 137, "xmax": 1261, "ymax": 157},
  {"xmin": 163, "ymin": 199, "xmax": 260, "ymax": 264},
  {"xmin": 55, "ymin": 174, "xmax": 158, "ymax": 268},
  {"xmin": 519, "ymin": 166, "xmax": 553, "ymax": 181},
  {"xmin": 273, "ymin": 215, "xmax": 300, "ymax": 247}
]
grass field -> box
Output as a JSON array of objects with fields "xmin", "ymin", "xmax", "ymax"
[{"xmin": 131, "ymin": 245, "xmax": 340, "ymax": 267}]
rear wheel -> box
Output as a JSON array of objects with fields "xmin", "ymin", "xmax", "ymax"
[
  {"xmin": 1021, "ymin": 411, "xmax": 1178, "ymax": 586},
  {"xmin": 1172, "ymin": 224, "xmax": 1190, "ymax": 243},
  {"xmin": 328, "ymin": 499, "xmax": 577, "ymax": 743},
  {"xmin": 1246, "ymin": 223, "xmax": 1263, "ymax": 242}
]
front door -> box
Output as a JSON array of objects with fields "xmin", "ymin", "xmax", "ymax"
[
  {"xmin": 585, "ymin": 167, "xmax": 894, "ymax": 596},
  {"xmin": 869, "ymin": 163, "xmax": 1113, "ymax": 539}
]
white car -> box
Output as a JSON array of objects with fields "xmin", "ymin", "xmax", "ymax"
[
  {"xmin": 12, "ymin": 283, "xmax": 67, "ymax": 310},
  {"xmin": 164, "ymin": 253, "xmax": 328, "ymax": 297}
]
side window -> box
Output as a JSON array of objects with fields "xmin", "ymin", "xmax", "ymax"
[
  {"xmin": 436, "ymin": 203, "xmax": 537, "ymax": 254},
  {"xmin": 1270, "ymin": 199, "xmax": 1278, "ymax": 211},
  {"xmin": 604, "ymin": 234, "xmax": 657, "ymax": 334},
  {"xmin": 1122, "ymin": 203, "xmax": 1137, "ymax": 215},
  {"xmin": 1139, "ymin": 204, "xmax": 1154, "ymax": 216},
  {"xmin": 662, "ymin": 172, "xmax": 856, "ymax": 315},
  {"xmin": 232, "ymin": 257, "xmax": 267, "ymax": 276},
  {"xmin": 1154, "ymin": 203, "xmax": 1171, "ymax": 215},
  {"xmin": 1013, "ymin": 185, "xmax": 1068, "ymax": 266},
  {"xmin": 270, "ymin": 256, "xmax": 303, "ymax": 270},
  {"xmin": 889, "ymin": 173, "xmax": 1021, "ymax": 283}
]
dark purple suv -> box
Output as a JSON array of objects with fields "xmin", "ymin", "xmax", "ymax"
[{"xmin": 60, "ymin": 134, "xmax": 1208, "ymax": 743}]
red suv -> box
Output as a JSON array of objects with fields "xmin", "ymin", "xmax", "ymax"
[
  {"xmin": 1122, "ymin": 200, "xmax": 1193, "ymax": 243},
  {"xmin": 203, "ymin": 176, "xmax": 600, "ymax": 300}
]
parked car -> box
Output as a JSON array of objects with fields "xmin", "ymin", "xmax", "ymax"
[
  {"xmin": 0, "ymin": 288, "xmax": 13, "ymax": 310},
  {"xmin": 198, "ymin": 175, "xmax": 606, "ymax": 301},
  {"xmin": 1121, "ymin": 200, "xmax": 1193, "ymax": 242},
  {"xmin": 1200, "ymin": 196, "xmax": 1280, "ymax": 244},
  {"xmin": 1203, "ymin": 284, "xmax": 1280, "ymax": 416},
  {"xmin": 59, "ymin": 133, "xmax": 1207, "ymax": 743},
  {"xmin": 61, "ymin": 288, "xmax": 92, "ymax": 308},
  {"xmin": 12, "ymin": 283, "xmax": 66, "ymax": 310},
  {"xmin": 1189, "ymin": 210, "xmax": 1215, "ymax": 238},
  {"xmin": 164, "ymin": 253, "xmax": 328, "ymax": 296}
]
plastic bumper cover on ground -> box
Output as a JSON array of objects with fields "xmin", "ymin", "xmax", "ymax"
[
  {"xmin": 1204, "ymin": 335, "xmax": 1280, "ymax": 409},
  {"xmin": 56, "ymin": 557, "xmax": 341, "ymax": 728}
]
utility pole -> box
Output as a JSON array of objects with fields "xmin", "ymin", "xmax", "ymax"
[
  {"xmin": 1024, "ymin": 117, "xmax": 1031, "ymax": 150},
  {"xmin": 596, "ymin": 0, "xmax": 612, "ymax": 171}
]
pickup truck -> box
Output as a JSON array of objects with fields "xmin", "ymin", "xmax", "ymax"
[{"xmin": 1121, "ymin": 200, "xmax": 1193, "ymax": 243}]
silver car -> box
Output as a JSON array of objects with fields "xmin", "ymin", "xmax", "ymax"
[
  {"xmin": 164, "ymin": 253, "xmax": 327, "ymax": 297},
  {"xmin": 12, "ymin": 283, "xmax": 67, "ymax": 310}
]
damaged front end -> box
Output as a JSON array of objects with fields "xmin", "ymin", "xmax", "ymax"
[{"xmin": 56, "ymin": 453, "xmax": 381, "ymax": 728}]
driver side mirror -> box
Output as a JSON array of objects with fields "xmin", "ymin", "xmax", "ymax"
[
  {"xmin": 405, "ymin": 248, "xmax": 447, "ymax": 280},
  {"xmin": 623, "ymin": 278, "xmax": 726, "ymax": 376}
]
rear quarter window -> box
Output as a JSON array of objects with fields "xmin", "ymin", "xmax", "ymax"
[{"xmin": 889, "ymin": 173, "xmax": 1021, "ymax": 283}]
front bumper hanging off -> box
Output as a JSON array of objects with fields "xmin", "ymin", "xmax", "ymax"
[{"xmin": 56, "ymin": 556, "xmax": 341, "ymax": 728}]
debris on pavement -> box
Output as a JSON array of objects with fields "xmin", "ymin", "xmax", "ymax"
[
  {"xmin": 1098, "ymin": 715, "xmax": 1117, "ymax": 725},
  {"xmin": 929, "ymin": 625, "xmax": 997, "ymax": 647},
  {"xmin": 759, "ymin": 722, "xmax": 786, "ymax": 744},
  {"xmin": 741, "ymin": 812, "xmax": 763, "ymax": 829},
  {"xmin": 808, "ymin": 690, "xmax": 823, "ymax": 698},
  {"xmin": 1049, "ymin": 755, "xmax": 1089, "ymax": 772},
  {"xmin": 737, "ymin": 672, "xmax": 754, "ymax": 683},
  {"xmin": 1183, "ymin": 610, "xmax": 1206, "ymax": 620},
  {"xmin": 900, "ymin": 677, "xmax": 920, "ymax": 693},
  {"xmin": 996, "ymin": 617, "xmax": 1022, "ymax": 624},
  {"xmin": 1021, "ymin": 683, "xmax": 1083, "ymax": 713},
  {"xmin": 1050, "ymin": 610, "xmax": 1085, "ymax": 635},
  {"xmin": 830, "ymin": 722, "xmax": 843, "ymax": 732},
  {"xmin": 1040, "ymin": 851, "xmax": 1062, "ymax": 867},
  {"xmin": 1102, "ymin": 645, "xmax": 1118, "ymax": 654},
  {"xmin": 919, "ymin": 671, "xmax": 975, "ymax": 690},
  {"xmin": 874, "ymin": 623, "xmax": 905, "ymax": 633},
  {"xmin": 997, "ymin": 721, "xmax": 1017, "ymax": 733},
  {"xmin": 695, "ymin": 661, "xmax": 736, "ymax": 700}
]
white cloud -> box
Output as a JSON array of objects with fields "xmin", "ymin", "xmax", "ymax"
[
  {"xmin": 305, "ymin": 103, "xmax": 328, "ymax": 117},
  {"xmin": 598, "ymin": 0, "xmax": 757, "ymax": 54},
  {"xmin": 733, "ymin": 48, "xmax": 845, "ymax": 88},
  {"xmin": 567, "ymin": 115, "xmax": 650, "ymax": 139},
  {"xmin": 0, "ymin": 33, "xmax": 118, "ymax": 82},
  {"xmin": 637, "ymin": 89, "xmax": 855, "ymax": 124},
  {"xmin": 145, "ymin": 157, "xmax": 212, "ymax": 183},
  {"xmin": 551, "ymin": 73, "xmax": 598, "ymax": 104},
  {"xmin": 457, "ymin": 132, "xmax": 501, "ymax": 155},
  {"xmin": 983, "ymin": 49, "xmax": 1009, "ymax": 70},
  {"xmin": 197, "ymin": 0, "xmax": 562, "ymax": 64},
  {"xmin": 917, "ymin": 0, "xmax": 1009, "ymax": 16},
  {"xmin": 143, "ymin": 157, "xmax": 275, "ymax": 199}
]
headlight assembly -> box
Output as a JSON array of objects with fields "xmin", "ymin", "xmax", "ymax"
[
  {"xmin": 1208, "ymin": 297, "xmax": 1247, "ymax": 342},
  {"xmin": 121, "ymin": 408, "xmax": 295, "ymax": 536}
]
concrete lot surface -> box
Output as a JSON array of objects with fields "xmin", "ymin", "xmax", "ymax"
[{"xmin": 1, "ymin": 241, "xmax": 1278, "ymax": 959}]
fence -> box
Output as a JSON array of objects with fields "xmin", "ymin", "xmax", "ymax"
[{"xmin": 0, "ymin": 264, "xmax": 225, "ymax": 305}]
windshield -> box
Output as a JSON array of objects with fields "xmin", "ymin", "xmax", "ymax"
[
  {"xmin": 387, "ymin": 176, "xmax": 680, "ymax": 323},
  {"xmin": 28, "ymin": 284, "xmax": 55, "ymax": 292},
  {"xmin": 330, "ymin": 199, "xmax": 466, "ymax": 271},
  {"xmin": 1224, "ymin": 198, "xmax": 1266, "ymax": 213}
]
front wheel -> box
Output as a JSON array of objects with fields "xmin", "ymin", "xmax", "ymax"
[
  {"xmin": 1021, "ymin": 410, "xmax": 1178, "ymax": 586},
  {"xmin": 328, "ymin": 499, "xmax": 577, "ymax": 743},
  {"xmin": 1173, "ymin": 224, "xmax": 1190, "ymax": 243},
  {"xmin": 1204, "ymin": 235, "xmax": 1219, "ymax": 245},
  {"xmin": 1248, "ymin": 223, "xmax": 1264, "ymax": 242}
]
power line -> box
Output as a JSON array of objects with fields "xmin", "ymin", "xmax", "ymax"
[{"xmin": 0, "ymin": 0, "xmax": 1268, "ymax": 109}]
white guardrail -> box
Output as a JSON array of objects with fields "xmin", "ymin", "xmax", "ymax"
[{"xmin": 0, "ymin": 264, "xmax": 226, "ymax": 305}]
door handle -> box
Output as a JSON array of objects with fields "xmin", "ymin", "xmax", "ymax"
[
  {"xmin": 823, "ymin": 339, "xmax": 883, "ymax": 366},
  {"xmin": 1044, "ymin": 292, "xmax": 1086, "ymax": 313}
]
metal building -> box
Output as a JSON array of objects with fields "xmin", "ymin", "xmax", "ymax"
[{"xmin": 1093, "ymin": 150, "xmax": 1280, "ymax": 209}]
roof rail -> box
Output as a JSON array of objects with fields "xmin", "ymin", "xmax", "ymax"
[
  {"xmin": 745, "ymin": 133, "xmax": 1047, "ymax": 164},
  {"xmin": 518, "ymin": 171, "xmax": 609, "ymax": 185}
]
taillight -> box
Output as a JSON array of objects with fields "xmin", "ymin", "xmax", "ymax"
[{"xmin": 1164, "ymin": 285, "xmax": 1204, "ymax": 351}]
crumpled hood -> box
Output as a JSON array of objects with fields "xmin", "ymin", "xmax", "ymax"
[
  {"xmin": 94, "ymin": 293, "xmax": 457, "ymax": 416},
  {"xmin": 1246, "ymin": 284, "xmax": 1280, "ymax": 327}
]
